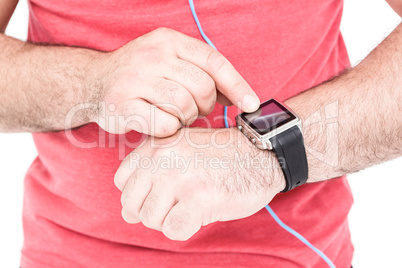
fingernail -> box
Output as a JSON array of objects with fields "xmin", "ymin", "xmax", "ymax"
[{"xmin": 242, "ymin": 94, "xmax": 260, "ymax": 112}]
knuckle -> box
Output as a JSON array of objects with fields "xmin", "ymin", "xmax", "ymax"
[
  {"xmin": 114, "ymin": 162, "xmax": 130, "ymax": 190},
  {"xmin": 228, "ymin": 78, "xmax": 245, "ymax": 98},
  {"xmin": 134, "ymin": 28, "xmax": 176, "ymax": 60},
  {"xmin": 199, "ymin": 95, "xmax": 216, "ymax": 116},
  {"xmin": 139, "ymin": 192, "xmax": 159, "ymax": 228},
  {"xmin": 175, "ymin": 62, "xmax": 204, "ymax": 88},
  {"xmin": 150, "ymin": 27, "xmax": 176, "ymax": 43},
  {"xmin": 183, "ymin": 38, "xmax": 207, "ymax": 58},
  {"xmin": 205, "ymin": 101, "xmax": 216, "ymax": 115},
  {"xmin": 175, "ymin": 94, "xmax": 197, "ymax": 122},
  {"xmin": 154, "ymin": 27, "xmax": 173, "ymax": 36},
  {"xmin": 134, "ymin": 39, "xmax": 168, "ymax": 63},
  {"xmin": 171, "ymin": 62, "xmax": 214, "ymax": 115},
  {"xmin": 163, "ymin": 220, "xmax": 195, "ymax": 241},
  {"xmin": 172, "ymin": 88, "xmax": 190, "ymax": 107},
  {"xmin": 155, "ymin": 118, "xmax": 180, "ymax": 137},
  {"xmin": 163, "ymin": 219, "xmax": 186, "ymax": 241},
  {"xmin": 154, "ymin": 80, "xmax": 179, "ymax": 104},
  {"xmin": 198, "ymin": 77, "xmax": 215, "ymax": 100},
  {"xmin": 206, "ymin": 50, "xmax": 226, "ymax": 73},
  {"xmin": 184, "ymin": 109, "xmax": 199, "ymax": 125},
  {"xmin": 162, "ymin": 206, "xmax": 190, "ymax": 238},
  {"xmin": 120, "ymin": 174, "xmax": 137, "ymax": 209},
  {"xmin": 192, "ymin": 73, "xmax": 215, "ymax": 102}
]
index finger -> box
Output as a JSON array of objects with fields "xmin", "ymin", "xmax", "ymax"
[{"xmin": 174, "ymin": 34, "xmax": 260, "ymax": 113}]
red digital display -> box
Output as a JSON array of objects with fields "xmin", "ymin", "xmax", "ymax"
[{"xmin": 240, "ymin": 99, "xmax": 296, "ymax": 135}]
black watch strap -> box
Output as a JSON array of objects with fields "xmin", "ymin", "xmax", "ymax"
[{"xmin": 269, "ymin": 125, "xmax": 308, "ymax": 192}]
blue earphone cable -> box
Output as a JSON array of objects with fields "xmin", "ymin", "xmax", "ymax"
[
  {"xmin": 265, "ymin": 205, "xmax": 336, "ymax": 268},
  {"xmin": 188, "ymin": 1, "xmax": 217, "ymax": 50},
  {"xmin": 188, "ymin": 1, "xmax": 336, "ymax": 267},
  {"xmin": 188, "ymin": 0, "xmax": 229, "ymax": 128},
  {"xmin": 223, "ymin": 105, "xmax": 229, "ymax": 128}
]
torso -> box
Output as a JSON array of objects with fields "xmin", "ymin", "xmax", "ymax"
[{"xmin": 22, "ymin": 1, "xmax": 353, "ymax": 267}]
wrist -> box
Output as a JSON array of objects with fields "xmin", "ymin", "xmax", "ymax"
[
  {"xmin": 233, "ymin": 127, "xmax": 286, "ymax": 194},
  {"xmin": 83, "ymin": 50, "xmax": 110, "ymax": 124},
  {"xmin": 267, "ymin": 150, "xmax": 287, "ymax": 193},
  {"xmin": 23, "ymin": 44, "xmax": 109, "ymax": 130}
]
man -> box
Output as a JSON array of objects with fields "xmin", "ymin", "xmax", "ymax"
[{"xmin": 1, "ymin": 0, "xmax": 401, "ymax": 267}]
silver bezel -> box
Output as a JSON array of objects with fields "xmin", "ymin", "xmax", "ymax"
[{"xmin": 235, "ymin": 99, "xmax": 302, "ymax": 150}]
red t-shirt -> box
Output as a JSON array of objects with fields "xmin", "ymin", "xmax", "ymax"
[{"xmin": 22, "ymin": 0, "xmax": 354, "ymax": 267}]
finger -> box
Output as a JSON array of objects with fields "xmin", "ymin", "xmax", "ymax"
[
  {"xmin": 165, "ymin": 59, "xmax": 216, "ymax": 116},
  {"xmin": 115, "ymin": 149, "xmax": 150, "ymax": 191},
  {"xmin": 117, "ymin": 99, "xmax": 181, "ymax": 137},
  {"xmin": 162, "ymin": 200, "xmax": 203, "ymax": 241},
  {"xmin": 121, "ymin": 207, "xmax": 141, "ymax": 224},
  {"xmin": 174, "ymin": 34, "xmax": 260, "ymax": 112},
  {"xmin": 141, "ymin": 79, "xmax": 199, "ymax": 126},
  {"xmin": 115, "ymin": 141, "xmax": 154, "ymax": 193},
  {"xmin": 114, "ymin": 154, "xmax": 136, "ymax": 191},
  {"xmin": 139, "ymin": 183, "xmax": 177, "ymax": 231},
  {"xmin": 120, "ymin": 171, "xmax": 153, "ymax": 220}
]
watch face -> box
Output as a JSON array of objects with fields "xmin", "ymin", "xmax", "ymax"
[{"xmin": 240, "ymin": 99, "xmax": 296, "ymax": 135}]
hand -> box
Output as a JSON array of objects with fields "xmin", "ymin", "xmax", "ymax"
[
  {"xmin": 95, "ymin": 28, "xmax": 260, "ymax": 137},
  {"xmin": 114, "ymin": 127, "xmax": 285, "ymax": 240}
]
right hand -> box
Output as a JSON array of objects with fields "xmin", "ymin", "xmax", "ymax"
[{"xmin": 95, "ymin": 28, "xmax": 260, "ymax": 137}]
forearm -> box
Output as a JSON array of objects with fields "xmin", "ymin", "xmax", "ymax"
[
  {"xmin": 172, "ymin": 23, "xmax": 402, "ymax": 192},
  {"xmin": 0, "ymin": 27, "xmax": 260, "ymax": 135},
  {"xmin": 0, "ymin": 34, "xmax": 105, "ymax": 132},
  {"xmin": 285, "ymin": 23, "xmax": 402, "ymax": 183}
]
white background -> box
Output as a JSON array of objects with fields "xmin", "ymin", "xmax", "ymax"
[{"xmin": 1, "ymin": 0, "xmax": 401, "ymax": 267}]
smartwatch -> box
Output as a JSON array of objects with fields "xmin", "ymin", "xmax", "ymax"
[{"xmin": 235, "ymin": 99, "xmax": 308, "ymax": 192}]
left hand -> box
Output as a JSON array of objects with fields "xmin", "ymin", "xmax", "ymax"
[{"xmin": 114, "ymin": 127, "xmax": 285, "ymax": 241}]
